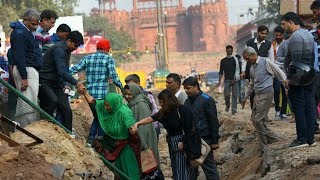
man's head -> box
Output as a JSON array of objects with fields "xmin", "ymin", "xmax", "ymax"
[
  {"xmin": 96, "ymin": 39, "xmax": 111, "ymax": 53},
  {"xmin": 166, "ymin": 73, "xmax": 181, "ymax": 93},
  {"xmin": 56, "ymin": 24, "xmax": 71, "ymax": 41},
  {"xmin": 242, "ymin": 46, "xmax": 258, "ymax": 65},
  {"xmin": 311, "ymin": 0, "xmax": 320, "ymax": 20},
  {"xmin": 65, "ymin": 31, "xmax": 84, "ymax": 52},
  {"xmin": 22, "ymin": 9, "xmax": 40, "ymax": 32},
  {"xmin": 125, "ymin": 74, "xmax": 140, "ymax": 85},
  {"xmin": 226, "ymin": 45, "xmax": 233, "ymax": 56},
  {"xmin": 39, "ymin": 9, "xmax": 58, "ymax": 31},
  {"xmin": 257, "ymin": 25, "xmax": 269, "ymax": 42},
  {"xmin": 182, "ymin": 76, "xmax": 200, "ymax": 97},
  {"xmin": 274, "ymin": 26, "xmax": 284, "ymax": 43},
  {"xmin": 281, "ymin": 12, "xmax": 302, "ymax": 34}
]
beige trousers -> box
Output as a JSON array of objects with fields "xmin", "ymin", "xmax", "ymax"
[
  {"xmin": 13, "ymin": 66, "xmax": 39, "ymax": 127},
  {"xmin": 251, "ymin": 91, "xmax": 279, "ymax": 149}
]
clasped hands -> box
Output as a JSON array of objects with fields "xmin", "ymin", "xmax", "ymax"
[
  {"xmin": 76, "ymin": 82, "xmax": 86, "ymax": 94},
  {"xmin": 129, "ymin": 123, "xmax": 139, "ymax": 135}
]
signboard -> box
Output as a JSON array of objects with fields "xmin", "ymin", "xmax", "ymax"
[
  {"xmin": 72, "ymin": 30, "xmax": 104, "ymax": 54},
  {"xmin": 48, "ymin": 16, "xmax": 84, "ymax": 36}
]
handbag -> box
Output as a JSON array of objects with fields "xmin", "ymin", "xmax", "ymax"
[
  {"xmin": 189, "ymin": 138, "xmax": 211, "ymax": 168},
  {"xmin": 177, "ymin": 107, "xmax": 211, "ymax": 168},
  {"xmin": 140, "ymin": 148, "xmax": 158, "ymax": 174}
]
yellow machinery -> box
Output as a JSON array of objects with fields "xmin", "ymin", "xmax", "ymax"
[
  {"xmin": 116, "ymin": 68, "xmax": 147, "ymax": 88},
  {"xmin": 153, "ymin": 69, "xmax": 170, "ymax": 89}
]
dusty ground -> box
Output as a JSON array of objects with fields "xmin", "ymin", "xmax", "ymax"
[
  {"xmin": 0, "ymin": 98, "xmax": 113, "ymax": 180},
  {"xmin": 1, "ymin": 85, "xmax": 320, "ymax": 180},
  {"xmin": 209, "ymin": 86, "xmax": 320, "ymax": 180},
  {"xmin": 0, "ymin": 142, "xmax": 56, "ymax": 179}
]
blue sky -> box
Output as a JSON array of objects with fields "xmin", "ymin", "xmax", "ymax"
[{"xmin": 75, "ymin": 0, "xmax": 259, "ymax": 25}]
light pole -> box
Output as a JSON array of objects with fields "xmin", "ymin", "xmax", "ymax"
[
  {"xmin": 163, "ymin": 11, "xmax": 169, "ymax": 69},
  {"xmin": 156, "ymin": 0, "xmax": 166, "ymax": 70}
]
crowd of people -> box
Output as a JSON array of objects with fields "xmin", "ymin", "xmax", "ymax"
[
  {"xmin": 1, "ymin": 0, "xmax": 320, "ymax": 179},
  {"xmin": 218, "ymin": 1, "xmax": 320, "ymax": 150},
  {"xmin": 0, "ymin": 7, "xmax": 220, "ymax": 180}
]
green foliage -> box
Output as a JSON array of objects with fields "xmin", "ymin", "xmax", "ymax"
[
  {"xmin": 260, "ymin": 0, "xmax": 281, "ymax": 24},
  {"xmin": 82, "ymin": 15, "xmax": 138, "ymax": 65},
  {"xmin": 0, "ymin": 0, "xmax": 78, "ymax": 34}
]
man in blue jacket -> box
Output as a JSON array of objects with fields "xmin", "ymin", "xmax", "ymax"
[
  {"xmin": 10, "ymin": 9, "xmax": 42, "ymax": 126},
  {"xmin": 183, "ymin": 76, "xmax": 220, "ymax": 180}
]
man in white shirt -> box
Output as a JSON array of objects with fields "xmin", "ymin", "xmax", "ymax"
[
  {"xmin": 272, "ymin": 26, "xmax": 288, "ymax": 120},
  {"xmin": 245, "ymin": 25, "xmax": 274, "ymax": 109},
  {"xmin": 166, "ymin": 73, "xmax": 187, "ymax": 104}
]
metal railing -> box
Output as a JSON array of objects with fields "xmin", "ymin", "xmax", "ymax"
[{"xmin": 0, "ymin": 78, "xmax": 130, "ymax": 180}]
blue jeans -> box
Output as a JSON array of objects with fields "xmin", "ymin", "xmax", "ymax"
[
  {"xmin": 288, "ymin": 82, "xmax": 316, "ymax": 144},
  {"xmin": 224, "ymin": 80, "xmax": 238, "ymax": 113},
  {"xmin": 88, "ymin": 107, "xmax": 105, "ymax": 141},
  {"xmin": 237, "ymin": 79, "xmax": 245, "ymax": 103}
]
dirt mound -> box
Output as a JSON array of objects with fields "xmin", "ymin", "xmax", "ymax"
[
  {"xmin": 8, "ymin": 120, "xmax": 114, "ymax": 179},
  {"xmin": 0, "ymin": 142, "xmax": 56, "ymax": 179},
  {"xmin": 70, "ymin": 98, "xmax": 93, "ymax": 139},
  {"xmin": 206, "ymin": 86, "xmax": 320, "ymax": 180}
]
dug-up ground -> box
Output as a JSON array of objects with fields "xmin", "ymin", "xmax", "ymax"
[{"xmin": 1, "ymin": 86, "xmax": 320, "ymax": 180}]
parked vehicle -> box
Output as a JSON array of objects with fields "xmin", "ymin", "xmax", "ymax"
[{"xmin": 204, "ymin": 71, "xmax": 219, "ymax": 86}]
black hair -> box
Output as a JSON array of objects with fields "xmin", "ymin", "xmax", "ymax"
[
  {"xmin": 166, "ymin": 73, "xmax": 181, "ymax": 86},
  {"xmin": 67, "ymin": 31, "xmax": 84, "ymax": 45},
  {"xmin": 310, "ymin": 0, "xmax": 320, "ymax": 9},
  {"xmin": 226, "ymin": 45, "xmax": 233, "ymax": 50},
  {"xmin": 57, "ymin": 24, "xmax": 71, "ymax": 33},
  {"xmin": 40, "ymin": 9, "xmax": 58, "ymax": 21},
  {"xmin": 257, "ymin": 25, "xmax": 269, "ymax": 33},
  {"xmin": 157, "ymin": 89, "xmax": 180, "ymax": 119},
  {"xmin": 182, "ymin": 76, "xmax": 200, "ymax": 90},
  {"xmin": 125, "ymin": 74, "xmax": 140, "ymax": 84},
  {"xmin": 274, "ymin": 26, "xmax": 284, "ymax": 34},
  {"xmin": 281, "ymin": 12, "xmax": 302, "ymax": 25}
]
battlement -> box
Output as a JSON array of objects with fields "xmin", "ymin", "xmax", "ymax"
[
  {"xmin": 187, "ymin": 0, "xmax": 227, "ymax": 16},
  {"xmin": 100, "ymin": 0, "xmax": 232, "ymax": 52}
]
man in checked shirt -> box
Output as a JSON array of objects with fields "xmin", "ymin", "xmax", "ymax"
[{"xmin": 70, "ymin": 38, "xmax": 123, "ymax": 146}]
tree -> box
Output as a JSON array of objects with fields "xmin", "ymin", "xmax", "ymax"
[
  {"xmin": 0, "ymin": 0, "xmax": 78, "ymax": 34},
  {"xmin": 82, "ymin": 15, "xmax": 138, "ymax": 65},
  {"xmin": 259, "ymin": 0, "xmax": 281, "ymax": 25}
]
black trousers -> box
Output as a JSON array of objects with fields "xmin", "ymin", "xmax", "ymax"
[
  {"xmin": 201, "ymin": 139, "xmax": 220, "ymax": 180},
  {"xmin": 250, "ymin": 91, "xmax": 255, "ymax": 109},
  {"xmin": 38, "ymin": 83, "xmax": 72, "ymax": 131}
]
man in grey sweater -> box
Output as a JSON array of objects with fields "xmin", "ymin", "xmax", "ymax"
[
  {"xmin": 282, "ymin": 12, "xmax": 317, "ymax": 147},
  {"xmin": 242, "ymin": 46, "xmax": 287, "ymax": 151}
]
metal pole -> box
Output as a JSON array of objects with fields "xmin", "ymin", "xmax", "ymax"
[
  {"xmin": 164, "ymin": 12, "xmax": 169, "ymax": 69},
  {"xmin": 159, "ymin": 0, "xmax": 167, "ymax": 70},
  {"xmin": 0, "ymin": 78, "xmax": 131, "ymax": 180},
  {"xmin": 0, "ymin": 78, "xmax": 72, "ymax": 134},
  {"xmin": 156, "ymin": 0, "xmax": 164, "ymax": 69}
]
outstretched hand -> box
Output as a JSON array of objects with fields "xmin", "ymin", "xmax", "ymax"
[
  {"xmin": 76, "ymin": 83, "xmax": 86, "ymax": 94},
  {"xmin": 129, "ymin": 123, "xmax": 139, "ymax": 134}
]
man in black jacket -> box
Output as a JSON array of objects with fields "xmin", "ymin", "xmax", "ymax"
[
  {"xmin": 38, "ymin": 31, "xmax": 85, "ymax": 131},
  {"xmin": 183, "ymin": 76, "xmax": 220, "ymax": 180}
]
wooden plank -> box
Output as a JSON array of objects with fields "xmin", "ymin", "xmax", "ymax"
[{"xmin": 0, "ymin": 133, "xmax": 20, "ymax": 147}]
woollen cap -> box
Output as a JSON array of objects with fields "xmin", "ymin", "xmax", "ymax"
[{"xmin": 97, "ymin": 39, "xmax": 111, "ymax": 51}]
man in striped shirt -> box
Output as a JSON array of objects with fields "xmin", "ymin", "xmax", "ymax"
[
  {"xmin": 69, "ymin": 38, "xmax": 123, "ymax": 145},
  {"xmin": 35, "ymin": 9, "xmax": 58, "ymax": 54}
]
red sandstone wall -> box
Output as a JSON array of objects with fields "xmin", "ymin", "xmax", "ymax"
[{"xmin": 103, "ymin": 0, "xmax": 234, "ymax": 53}]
